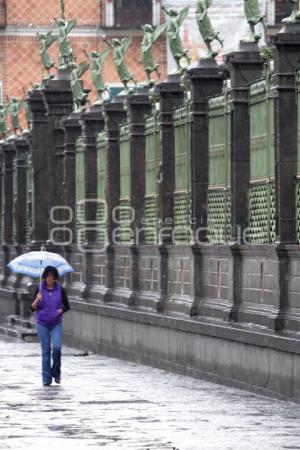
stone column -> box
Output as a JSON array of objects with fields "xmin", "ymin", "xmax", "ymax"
[
  {"xmin": 79, "ymin": 105, "xmax": 106, "ymax": 299},
  {"xmin": 224, "ymin": 42, "xmax": 264, "ymax": 242},
  {"xmin": 187, "ymin": 60, "xmax": 224, "ymax": 243},
  {"xmin": 156, "ymin": 73, "xmax": 185, "ymax": 245},
  {"xmin": 42, "ymin": 73, "xmax": 73, "ymax": 243},
  {"xmin": 2, "ymin": 138, "xmax": 16, "ymax": 246},
  {"xmin": 14, "ymin": 133, "xmax": 30, "ymax": 246},
  {"xmin": 272, "ymin": 23, "xmax": 300, "ymax": 244},
  {"xmin": 28, "ymin": 88, "xmax": 49, "ymax": 246},
  {"xmin": 155, "ymin": 74, "xmax": 184, "ymax": 312},
  {"xmin": 1, "ymin": 137, "xmax": 16, "ymax": 288},
  {"xmin": 125, "ymin": 88, "xmax": 152, "ymax": 306},
  {"xmin": 103, "ymin": 96, "xmax": 127, "ymax": 301}
]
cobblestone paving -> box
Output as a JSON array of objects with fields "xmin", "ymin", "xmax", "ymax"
[{"xmin": 1, "ymin": 337, "xmax": 300, "ymax": 450}]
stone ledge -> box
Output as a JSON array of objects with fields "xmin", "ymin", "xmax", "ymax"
[{"xmin": 69, "ymin": 297, "xmax": 300, "ymax": 356}]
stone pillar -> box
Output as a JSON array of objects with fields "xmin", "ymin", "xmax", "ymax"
[
  {"xmin": 63, "ymin": 112, "xmax": 82, "ymax": 243},
  {"xmin": 103, "ymin": 96, "xmax": 127, "ymax": 301},
  {"xmin": 14, "ymin": 133, "xmax": 30, "ymax": 246},
  {"xmin": 272, "ymin": 24, "xmax": 300, "ymax": 244},
  {"xmin": 42, "ymin": 73, "xmax": 73, "ymax": 243},
  {"xmin": 2, "ymin": 138, "xmax": 16, "ymax": 246},
  {"xmin": 126, "ymin": 87, "xmax": 152, "ymax": 305},
  {"xmin": 155, "ymin": 74, "xmax": 184, "ymax": 312},
  {"xmin": 187, "ymin": 60, "xmax": 224, "ymax": 243},
  {"xmin": 82, "ymin": 105, "xmax": 105, "ymax": 245},
  {"xmin": 224, "ymin": 42, "xmax": 264, "ymax": 242},
  {"xmin": 28, "ymin": 88, "xmax": 49, "ymax": 246},
  {"xmin": 156, "ymin": 73, "xmax": 185, "ymax": 244},
  {"xmin": 1, "ymin": 137, "xmax": 16, "ymax": 288},
  {"xmin": 126, "ymin": 87, "xmax": 152, "ymax": 242}
]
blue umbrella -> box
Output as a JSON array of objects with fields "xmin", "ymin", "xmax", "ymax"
[{"xmin": 7, "ymin": 251, "xmax": 74, "ymax": 285}]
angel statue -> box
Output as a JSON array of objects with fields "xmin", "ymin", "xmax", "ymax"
[
  {"xmin": 84, "ymin": 49, "xmax": 110, "ymax": 105},
  {"xmin": 282, "ymin": 0, "xmax": 300, "ymax": 23},
  {"xmin": 161, "ymin": 5, "xmax": 190, "ymax": 72},
  {"xmin": 37, "ymin": 31, "xmax": 58, "ymax": 79},
  {"xmin": 54, "ymin": 0, "xmax": 76, "ymax": 70},
  {"xmin": 21, "ymin": 89, "xmax": 32, "ymax": 130},
  {"xmin": 196, "ymin": 0, "xmax": 223, "ymax": 59},
  {"xmin": 104, "ymin": 37, "xmax": 137, "ymax": 91},
  {"xmin": 0, "ymin": 104, "xmax": 7, "ymax": 138},
  {"xmin": 141, "ymin": 23, "xmax": 166, "ymax": 84},
  {"xmin": 7, "ymin": 98, "xmax": 22, "ymax": 135},
  {"xmin": 70, "ymin": 61, "xmax": 90, "ymax": 112},
  {"xmin": 243, "ymin": 0, "xmax": 266, "ymax": 42}
]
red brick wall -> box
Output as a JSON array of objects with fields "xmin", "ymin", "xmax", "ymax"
[
  {"xmin": 0, "ymin": 0, "xmax": 167, "ymax": 129},
  {"xmin": 7, "ymin": 0, "xmax": 101, "ymax": 27}
]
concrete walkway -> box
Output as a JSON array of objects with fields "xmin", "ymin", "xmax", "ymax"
[{"xmin": 1, "ymin": 336, "xmax": 300, "ymax": 450}]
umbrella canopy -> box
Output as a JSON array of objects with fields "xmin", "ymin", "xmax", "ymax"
[{"xmin": 7, "ymin": 251, "xmax": 74, "ymax": 278}]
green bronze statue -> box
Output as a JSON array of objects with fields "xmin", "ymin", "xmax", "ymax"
[
  {"xmin": 55, "ymin": 0, "xmax": 76, "ymax": 70},
  {"xmin": 7, "ymin": 98, "xmax": 21, "ymax": 134},
  {"xmin": 196, "ymin": 0, "xmax": 223, "ymax": 59},
  {"xmin": 282, "ymin": 0, "xmax": 300, "ymax": 23},
  {"xmin": 21, "ymin": 88, "xmax": 32, "ymax": 129},
  {"xmin": 161, "ymin": 5, "xmax": 190, "ymax": 72},
  {"xmin": 0, "ymin": 104, "xmax": 7, "ymax": 137},
  {"xmin": 84, "ymin": 49, "xmax": 110, "ymax": 104},
  {"xmin": 70, "ymin": 61, "xmax": 90, "ymax": 112},
  {"xmin": 141, "ymin": 23, "xmax": 166, "ymax": 84},
  {"xmin": 243, "ymin": 0, "xmax": 266, "ymax": 42},
  {"xmin": 37, "ymin": 31, "xmax": 58, "ymax": 79},
  {"xmin": 104, "ymin": 37, "xmax": 137, "ymax": 91}
]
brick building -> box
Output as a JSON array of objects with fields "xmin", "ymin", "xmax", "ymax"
[{"xmin": 0, "ymin": 0, "xmax": 167, "ymax": 103}]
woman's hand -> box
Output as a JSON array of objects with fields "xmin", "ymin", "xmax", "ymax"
[
  {"xmin": 57, "ymin": 308, "xmax": 64, "ymax": 315},
  {"xmin": 31, "ymin": 291, "xmax": 42, "ymax": 311}
]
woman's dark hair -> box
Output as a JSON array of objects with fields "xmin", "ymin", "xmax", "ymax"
[{"xmin": 42, "ymin": 266, "xmax": 59, "ymax": 280}]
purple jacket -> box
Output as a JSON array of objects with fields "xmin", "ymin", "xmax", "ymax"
[{"xmin": 35, "ymin": 282, "xmax": 64, "ymax": 328}]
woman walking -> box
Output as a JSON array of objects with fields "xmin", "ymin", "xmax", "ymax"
[{"xmin": 31, "ymin": 266, "xmax": 70, "ymax": 386}]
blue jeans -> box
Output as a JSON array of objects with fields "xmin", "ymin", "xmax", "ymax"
[{"xmin": 37, "ymin": 322, "xmax": 62, "ymax": 385}]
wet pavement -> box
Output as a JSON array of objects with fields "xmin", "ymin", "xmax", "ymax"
[{"xmin": 1, "ymin": 337, "xmax": 300, "ymax": 450}]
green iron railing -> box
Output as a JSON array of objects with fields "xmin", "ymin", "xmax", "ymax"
[
  {"xmin": 25, "ymin": 154, "xmax": 33, "ymax": 243},
  {"xmin": 207, "ymin": 92, "xmax": 231, "ymax": 244},
  {"xmin": 173, "ymin": 103, "xmax": 192, "ymax": 243},
  {"xmin": 96, "ymin": 132, "xmax": 108, "ymax": 244},
  {"xmin": 119, "ymin": 124, "xmax": 132, "ymax": 244},
  {"xmin": 144, "ymin": 113, "xmax": 159, "ymax": 244},
  {"xmin": 75, "ymin": 136, "xmax": 85, "ymax": 245},
  {"xmin": 248, "ymin": 77, "xmax": 275, "ymax": 244}
]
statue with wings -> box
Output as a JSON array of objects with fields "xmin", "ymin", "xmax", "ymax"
[
  {"xmin": 141, "ymin": 23, "xmax": 166, "ymax": 84},
  {"xmin": 7, "ymin": 98, "xmax": 22, "ymax": 135},
  {"xmin": 0, "ymin": 104, "xmax": 7, "ymax": 138},
  {"xmin": 243, "ymin": 0, "xmax": 266, "ymax": 42},
  {"xmin": 104, "ymin": 37, "xmax": 137, "ymax": 91},
  {"xmin": 21, "ymin": 90, "xmax": 32, "ymax": 130},
  {"xmin": 70, "ymin": 61, "xmax": 90, "ymax": 112},
  {"xmin": 161, "ymin": 6, "xmax": 190, "ymax": 72},
  {"xmin": 196, "ymin": 0, "xmax": 223, "ymax": 59},
  {"xmin": 37, "ymin": 31, "xmax": 58, "ymax": 79},
  {"xmin": 84, "ymin": 49, "xmax": 110, "ymax": 104},
  {"xmin": 54, "ymin": 0, "xmax": 76, "ymax": 71},
  {"xmin": 282, "ymin": 0, "xmax": 300, "ymax": 23}
]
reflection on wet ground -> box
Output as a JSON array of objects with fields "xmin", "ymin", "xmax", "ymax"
[{"xmin": 1, "ymin": 337, "xmax": 300, "ymax": 449}]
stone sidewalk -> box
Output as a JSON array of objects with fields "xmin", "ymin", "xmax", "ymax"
[{"xmin": 1, "ymin": 337, "xmax": 300, "ymax": 450}]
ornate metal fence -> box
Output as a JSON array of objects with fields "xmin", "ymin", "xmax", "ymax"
[
  {"xmin": 173, "ymin": 103, "xmax": 192, "ymax": 244},
  {"xmin": 144, "ymin": 113, "xmax": 159, "ymax": 244},
  {"xmin": 207, "ymin": 92, "xmax": 231, "ymax": 244},
  {"xmin": 75, "ymin": 136, "xmax": 85, "ymax": 244},
  {"xmin": 248, "ymin": 77, "xmax": 275, "ymax": 244}
]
